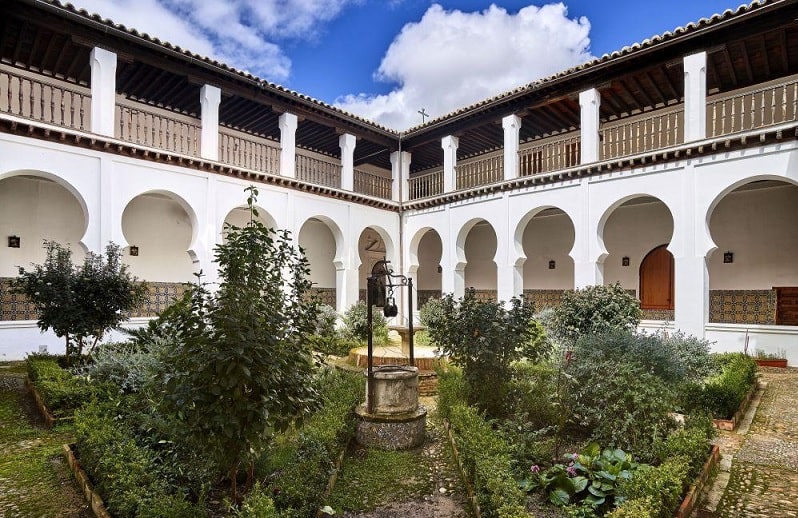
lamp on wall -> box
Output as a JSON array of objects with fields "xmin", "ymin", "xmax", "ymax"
[
  {"xmin": 622, "ymin": 256, "xmax": 630, "ymax": 267},
  {"xmin": 129, "ymin": 245, "xmax": 139, "ymax": 257},
  {"xmin": 548, "ymin": 260, "xmax": 556, "ymax": 270},
  {"xmin": 437, "ymin": 265, "xmax": 442, "ymax": 274},
  {"xmin": 723, "ymin": 251, "xmax": 734, "ymax": 264},
  {"xmin": 7, "ymin": 235, "xmax": 20, "ymax": 248}
]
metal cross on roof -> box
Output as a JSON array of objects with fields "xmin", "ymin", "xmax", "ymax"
[{"xmin": 418, "ymin": 108, "xmax": 429, "ymax": 124}]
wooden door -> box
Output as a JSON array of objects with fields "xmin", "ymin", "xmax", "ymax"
[
  {"xmin": 776, "ymin": 287, "xmax": 798, "ymax": 325},
  {"xmin": 639, "ymin": 245, "xmax": 674, "ymax": 310}
]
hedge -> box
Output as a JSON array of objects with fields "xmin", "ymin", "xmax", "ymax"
[
  {"xmin": 26, "ymin": 356, "xmax": 95, "ymax": 418},
  {"xmin": 681, "ymin": 353, "xmax": 757, "ymax": 419}
]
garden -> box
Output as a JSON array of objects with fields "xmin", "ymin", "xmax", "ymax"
[{"xmin": 9, "ymin": 187, "xmax": 760, "ymax": 517}]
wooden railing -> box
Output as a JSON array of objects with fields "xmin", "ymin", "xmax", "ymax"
[
  {"xmin": 353, "ymin": 169, "xmax": 392, "ymax": 199},
  {"xmin": 295, "ymin": 151, "xmax": 341, "ymax": 188},
  {"xmin": 708, "ymin": 76, "xmax": 798, "ymax": 138},
  {"xmin": 519, "ymin": 133, "xmax": 581, "ymax": 176},
  {"xmin": 600, "ymin": 107, "xmax": 683, "ymax": 160},
  {"xmin": 408, "ymin": 169, "xmax": 444, "ymax": 200},
  {"xmin": 456, "ymin": 152, "xmax": 503, "ymax": 188},
  {"xmin": 218, "ymin": 127, "xmax": 280, "ymax": 174},
  {"xmin": 116, "ymin": 98, "xmax": 200, "ymax": 156},
  {"xmin": 0, "ymin": 66, "xmax": 91, "ymax": 130}
]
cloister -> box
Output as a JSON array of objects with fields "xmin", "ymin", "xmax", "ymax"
[{"xmin": 1, "ymin": 0, "xmax": 797, "ymax": 362}]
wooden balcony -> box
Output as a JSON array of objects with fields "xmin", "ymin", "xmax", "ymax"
[
  {"xmin": 295, "ymin": 150, "xmax": 341, "ymax": 188},
  {"xmin": 0, "ymin": 65, "xmax": 90, "ymax": 131},
  {"xmin": 218, "ymin": 127, "xmax": 280, "ymax": 175},
  {"xmin": 600, "ymin": 106, "xmax": 684, "ymax": 160},
  {"xmin": 707, "ymin": 75, "xmax": 797, "ymax": 138},
  {"xmin": 457, "ymin": 151, "xmax": 503, "ymax": 189},
  {"xmin": 519, "ymin": 133, "xmax": 581, "ymax": 177},
  {"xmin": 408, "ymin": 169, "xmax": 443, "ymax": 200},
  {"xmin": 353, "ymin": 168, "xmax": 392, "ymax": 199},
  {"xmin": 115, "ymin": 97, "xmax": 200, "ymax": 156}
]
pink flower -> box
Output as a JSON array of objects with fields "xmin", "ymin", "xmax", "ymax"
[
  {"xmin": 530, "ymin": 464, "xmax": 541, "ymax": 474},
  {"xmin": 566, "ymin": 465, "xmax": 577, "ymax": 477}
]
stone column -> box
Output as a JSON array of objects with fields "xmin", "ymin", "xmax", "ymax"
[
  {"xmin": 199, "ymin": 85, "xmax": 221, "ymax": 161},
  {"xmin": 279, "ymin": 112, "xmax": 298, "ymax": 178},
  {"xmin": 573, "ymin": 178, "xmax": 604, "ymax": 288},
  {"xmin": 340, "ymin": 133, "xmax": 356, "ymax": 191},
  {"xmin": 579, "ymin": 88, "xmax": 601, "ymax": 164},
  {"xmin": 336, "ymin": 264, "xmax": 360, "ymax": 314},
  {"xmin": 502, "ymin": 114, "xmax": 521, "ymax": 181},
  {"xmin": 90, "ymin": 47, "xmax": 117, "ymax": 137},
  {"xmin": 497, "ymin": 261, "xmax": 523, "ymax": 303},
  {"xmin": 441, "ymin": 135, "xmax": 458, "ymax": 192},
  {"xmin": 390, "ymin": 151, "xmax": 412, "ymax": 202},
  {"xmin": 684, "ymin": 51, "xmax": 707, "ymax": 142}
]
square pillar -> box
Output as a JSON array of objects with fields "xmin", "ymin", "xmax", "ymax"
[
  {"xmin": 336, "ymin": 266, "xmax": 360, "ymax": 314},
  {"xmin": 340, "ymin": 133, "xmax": 356, "ymax": 191},
  {"xmin": 684, "ymin": 51, "xmax": 707, "ymax": 142},
  {"xmin": 502, "ymin": 114, "xmax": 521, "ymax": 181},
  {"xmin": 200, "ymin": 85, "xmax": 221, "ymax": 161},
  {"xmin": 279, "ymin": 112, "xmax": 298, "ymax": 178},
  {"xmin": 497, "ymin": 262, "xmax": 523, "ymax": 304},
  {"xmin": 441, "ymin": 135, "xmax": 458, "ymax": 192},
  {"xmin": 674, "ymin": 255, "xmax": 709, "ymax": 338},
  {"xmin": 579, "ymin": 88, "xmax": 601, "ymax": 164},
  {"xmin": 90, "ymin": 47, "xmax": 117, "ymax": 137},
  {"xmin": 390, "ymin": 151, "xmax": 411, "ymax": 202}
]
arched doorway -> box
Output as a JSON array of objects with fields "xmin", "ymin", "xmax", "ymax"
[{"xmin": 639, "ymin": 244, "xmax": 674, "ymax": 310}]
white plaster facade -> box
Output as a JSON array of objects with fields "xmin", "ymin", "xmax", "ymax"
[{"xmin": 1, "ymin": 0, "xmax": 797, "ymax": 364}]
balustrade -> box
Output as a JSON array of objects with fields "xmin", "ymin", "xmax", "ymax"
[
  {"xmin": 708, "ymin": 76, "xmax": 798, "ymax": 138},
  {"xmin": 519, "ymin": 133, "xmax": 581, "ymax": 176},
  {"xmin": 218, "ymin": 128, "xmax": 280, "ymax": 174},
  {"xmin": 353, "ymin": 168, "xmax": 392, "ymax": 199},
  {"xmin": 0, "ymin": 66, "xmax": 90, "ymax": 130},
  {"xmin": 295, "ymin": 151, "xmax": 341, "ymax": 188},
  {"xmin": 600, "ymin": 108, "xmax": 683, "ymax": 161},
  {"xmin": 456, "ymin": 152, "xmax": 503, "ymax": 189},
  {"xmin": 408, "ymin": 169, "xmax": 444, "ymax": 200},
  {"xmin": 116, "ymin": 99, "xmax": 200, "ymax": 156}
]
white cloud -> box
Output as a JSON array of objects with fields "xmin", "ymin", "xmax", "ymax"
[
  {"xmin": 70, "ymin": 0, "xmax": 362, "ymax": 81},
  {"xmin": 335, "ymin": 3, "xmax": 594, "ymax": 130}
]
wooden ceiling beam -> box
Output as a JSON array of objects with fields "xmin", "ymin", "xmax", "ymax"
[
  {"xmin": 779, "ymin": 29, "xmax": 789, "ymax": 74},
  {"xmin": 40, "ymin": 32, "xmax": 59, "ymax": 73},
  {"xmin": 12, "ymin": 21, "xmax": 28, "ymax": 64},
  {"xmin": 65, "ymin": 50, "xmax": 83, "ymax": 80},
  {"xmin": 627, "ymin": 75, "xmax": 656, "ymax": 109},
  {"xmin": 52, "ymin": 35, "xmax": 71, "ymax": 75},
  {"xmin": 759, "ymin": 34, "xmax": 770, "ymax": 78},
  {"xmin": 722, "ymin": 47, "xmax": 738, "ymax": 87},
  {"xmin": 740, "ymin": 40, "xmax": 755, "ymax": 83},
  {"xmin": 642, "ymin": 71, "xmax": 667, "ymax": 105}
]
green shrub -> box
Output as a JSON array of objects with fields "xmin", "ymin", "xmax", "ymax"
[
  {"xmin": 680, "ymin": 353, "xmax": 757, "ymax": 419},
  {"xmin": 74, "ymin": 400, "xmax": 200, "ymax": 517},
  {"xmin": 268, "ymin": 369, "xmax": 362, "ymax": 517},
  {"xmin": 419, "ymin": 296, "xmax": 445, "ymax": 329},
  {"xmin": 435, "ymin": 365, "xmax": 467, "ymax": 421},
  {"xmin": 552, "ymin": 283, "xmax": 641, "ymax": 345},
  {"xmin": 616, "ymin": 456, "xmax": 689, "ymax": 518},
  {"xmin": 342, "ymin": 301, "xmax": 389, "ymax": 345},
  {"xmin": 81, "ymin": 340, "xmax": 167, "ymax": 394},
  {"xmin": 447, "ymin": 404, "xmax": 527, "ymax": 518},
  {"xmin": 313, "ymin": 304, "xmax": 339, "ymax": 337},
  {"xmin": 307, "ymin": 334, "xmax": 361, "ymax": 357},
  {"xmin": 606, "ymin": 497, "xmax": 657, "ymax": 518},
  {"xmin": 26, "ymin": 356, "xmax": 96, "ymax": 417},
  {"xmin": 657, "ymin": 331, "xmax": 714, "ymax": 382},
  {"xmin": 427, "ymin": 289, "xmax": 549, "ymax": 418},
  {"xmin": 567, "ymin": 359, "xmax": 676, "ymax": 459},
  {"xmin": 652, "ymin": 426, "xmax": 712, "ymax": 480},
  {"xmin": 232, "ymin": 483, "xmax": 283, "ymax": 518}
]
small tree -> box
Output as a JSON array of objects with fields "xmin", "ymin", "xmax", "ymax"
[
  {"xmin": 427, "ymin": 289, "xmax": 550, "ymax": 418},
  {"xmin": 552, "ymin": 283, "xmax": 642, "ymax": 346},
  {"xmin": 13, "ymin": 241, "xmax": 146, "ymax": 364},
  {"xmin": 161, "ymin": 186, "xmax": 320, "ymax": 502}
]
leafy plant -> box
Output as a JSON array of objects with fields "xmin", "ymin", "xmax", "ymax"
[
  {"xmin": 552, "ymin": 283, "xmax": 641, "ymax": 346},
  {"xmin": 13, "ymin": 241, "xmax": 147, "ymax": 364},
  {"xmin": 426, "ymin": 288, "xmax": 550, "ymax": 418},
  {"xmin": 160, "ymin": 186, "xmax": 321, "ymax": 502},
  {"xmin": 342, "ymin": 301, "xmax": 389, "ymax": 345},
  {"xmin": 521, "ymin": 443, "xmax": 644, "ymax": 513},
  {"xmin": 680, "ymin": 353, "xmax": 757, "ymax": 419},
  {"xmin": 615, "ymin": 456, "xmax": 689, "ymax": 518}
]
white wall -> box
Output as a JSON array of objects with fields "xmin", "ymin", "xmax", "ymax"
[
  {"xmin": 299, "ymin": 218, "xmax": 336, "ymax": 288},
  {"xmin": 464, "ymin": 222, "xmax": 497, "ymax": 289},
  {"xmin": 522, "ymin": 210, "xmax": 574, "ymax": 289},
  {"xmin": 0, "ymin": 176, "xmax": 86, "ymax": 276},
  {"xmin": 709, "ymin": 183, "xmax": 798, "ymax": 289},
  {"xmin": 416, "ymin": 229, "xmax": 442, "ymax": 290},
  {"xmin": 121, "ymin": 194, "xmax": 196, "ymax": 282},
  {"xmin": 603, "ymin": 200, "xmax": 673, "ymax": 292}
]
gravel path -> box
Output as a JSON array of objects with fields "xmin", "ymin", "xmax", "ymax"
[
  {"xmin": 709, "ymin": 367, "xmax": 798, "ymax": 517},
  {"xmin": 0, "ymin": 364, "xmax": 90, "ymax": 517}
]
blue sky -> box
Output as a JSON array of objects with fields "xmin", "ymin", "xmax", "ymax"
[{"xmin": 71, "ymin": 0, "xmax": 745, "ymax": 129}]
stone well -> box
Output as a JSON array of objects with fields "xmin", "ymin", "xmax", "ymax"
[{"xmin": 355, "ymin": 365, "xmax": 427, "ymax": 450}]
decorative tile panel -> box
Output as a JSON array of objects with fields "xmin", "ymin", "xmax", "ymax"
[
  {"xmin": 0, "ymin": 277, "xmax": 39, "ymax": 321},
  {"xmin": 709, "ymin": 290, "xmax": 776, "ymax": 325},
  {"xmin": 417, "ymin": 290, "xmax": 442, "ymax": 309},
  {"xmin": 523, "ymin": 289, "xmax": 568, "ymax": 310},
  {"xmin": 129, "ymin": 282, "xmax": 189, "ymax": 318},
  {"xmin": 308, "ymin": 287, "xmax": 336, "ymax": 308}
]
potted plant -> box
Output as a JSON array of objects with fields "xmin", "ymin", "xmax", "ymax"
[{"xmin": 753, "ymin": 348, "xmax": 788, "ymax": 368}]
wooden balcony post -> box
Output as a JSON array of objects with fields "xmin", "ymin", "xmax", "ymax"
[
  {"xmin": 279, "ymin": 112, "xmax": 298, "ymax": 178},
  {"xmin": 684, "ymin": 51, "xmax": 707, "ymax": 142},
  {"xmin": 90, "ymin": 47, "xmax": 117, "ymax": 136},
  {"xmin": 441, "ymin": 135, "xmax": 458, "ymax": 192},
  {"xmin": 502, "ymin": 114, "xmax": 521, "ymax": 181},
  {"xmin": 390, "ymin": 150, "xmax": 411, "ymax": 202},
  {"xmin": 339, "ymin": 133, "xmax": 356, "ymax": 191},
  {"xmin": 579, "ymin": 88, "xmax": 601, "ymax": 163},
  {"xmin": 199, "ymin": 84, "xmax": 221, "ymax": 161}
]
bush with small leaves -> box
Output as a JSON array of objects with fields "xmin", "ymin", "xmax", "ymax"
[
  {"xmin": 552, "ymin": 283, "xmax": 641, "ymax": 345},
  {"xmin": 615, "ymin": 456, "xmax": 689, "ymax": 518},
  {"xmin": 342, "ymin": 301, "xmax": 389, "ymax": 345}
]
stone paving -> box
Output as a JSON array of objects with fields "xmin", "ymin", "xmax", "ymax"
[{"xmin": 707, "ymin": 368, "xmax": 798, "ymax": 517}]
